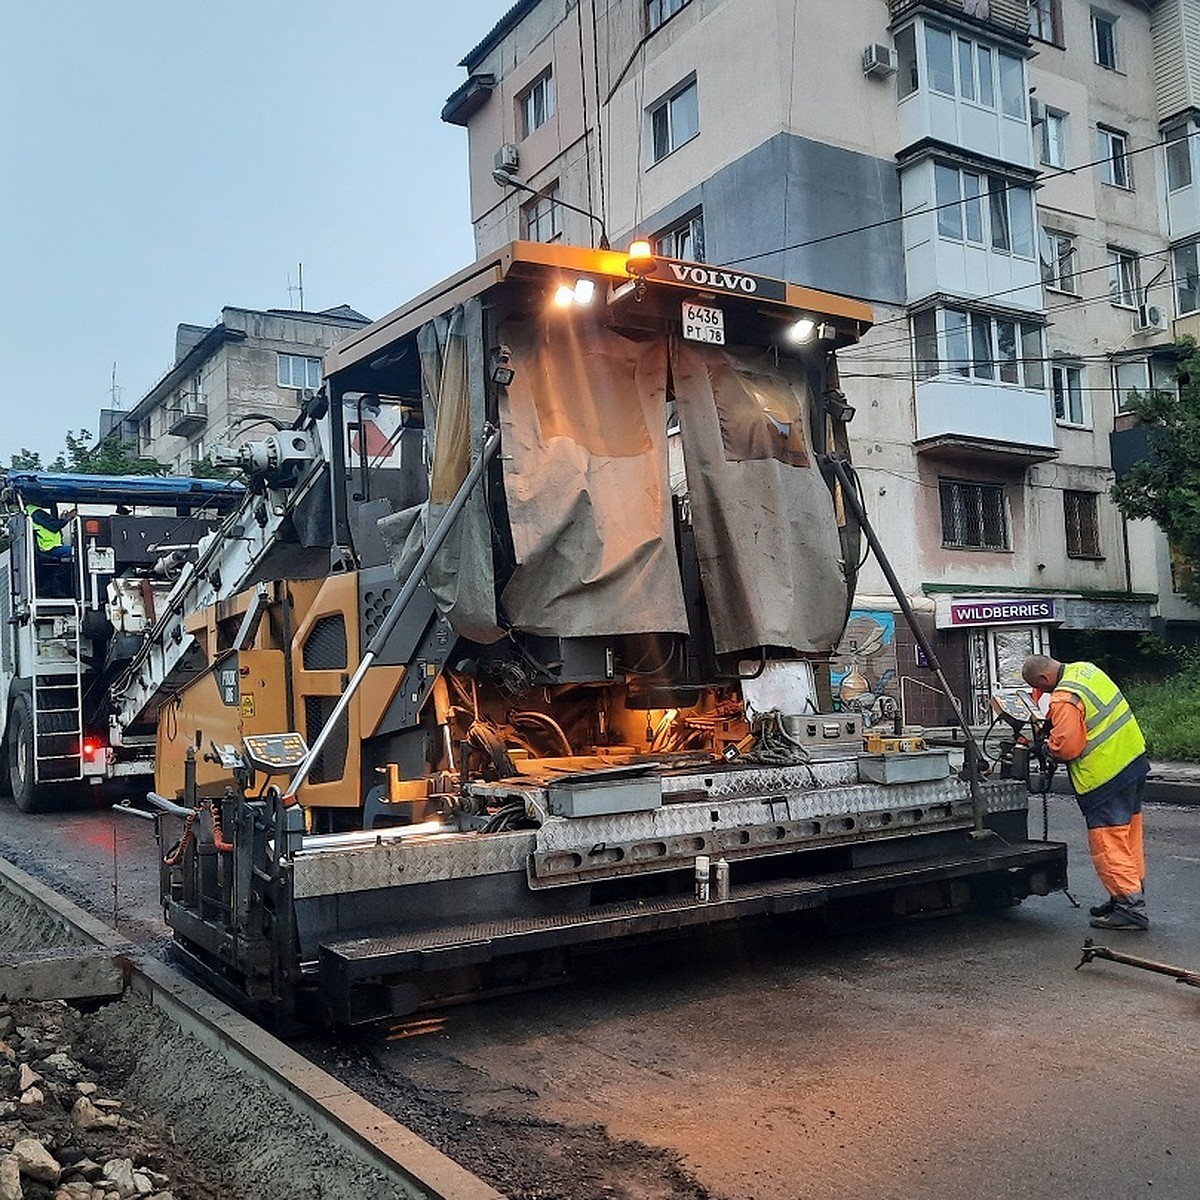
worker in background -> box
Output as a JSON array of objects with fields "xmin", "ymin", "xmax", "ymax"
[
  {"xmin": 25, "ymin": 500, "xmax": 73, "ymax": 597},
  {"xmin": 1021, "ymin": 654, "xmax": 1149, "ymax": 931}
]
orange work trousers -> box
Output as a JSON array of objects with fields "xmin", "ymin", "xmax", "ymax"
[{"xmin": 1086, "ymin": 811, "xmax": 1145, "ymax": 899}]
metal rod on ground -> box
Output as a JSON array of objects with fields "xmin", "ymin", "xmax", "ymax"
[
  {"xmin": 823, "ymin": 454, "xmax": 989, "ymax": 836},
  {"xmin": 284, "ymin": 424, "xmax": 502, "ymax": 802},
  {"xmin": 1078, "ymin": 938, "xmax": 1200, "ymax": 987}
]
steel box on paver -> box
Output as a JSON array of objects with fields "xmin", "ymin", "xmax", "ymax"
[
  {"xmin": 547, "ymin": 773, "xmax": 662, "ymax": 817},
  {"xmin": 857, "ymin": 751, "xmax": 951, "ymax": 785}
]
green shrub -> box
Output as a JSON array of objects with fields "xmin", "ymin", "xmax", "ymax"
[{"xmin": 1127, "ymin": 655, "xmax": 1200, "ymax": 761}]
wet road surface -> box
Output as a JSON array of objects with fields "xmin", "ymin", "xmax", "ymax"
[{"xmin": 2, "ymin": 791, "xmax": 1199, "ymax": 1199}]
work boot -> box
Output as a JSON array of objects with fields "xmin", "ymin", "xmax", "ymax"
[
  {"xmin": 1090, "ymin": 898, "xmax": 1149, "ymax": 931},
  {"xmin": 1089, "ymin": 897, "xmax": 1117, "ymax": 917}
]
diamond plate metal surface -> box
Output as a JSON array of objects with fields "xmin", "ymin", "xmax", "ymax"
[
  {"xmin": 290, "ymin": 766, "xmax": 1028, "ymax": 899},
  {"xmin": 291, "ymin": 831, "xmax": 534, "ymax": 899},
  {"xmin": 536, "ymin": 775, "xmax": 1025, "ymax": 850}
]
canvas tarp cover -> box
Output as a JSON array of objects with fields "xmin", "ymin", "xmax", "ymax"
[
  {"xmin": 497, "ymin": 320, "xmax": 688, "ymax": 638},
  {"xmin": 670, "ymin": 338, "xmax": 847, "ymax": 656},
  {"xmin": 376, "ymin": 299, "xmax": 503, "ymax": 643}
]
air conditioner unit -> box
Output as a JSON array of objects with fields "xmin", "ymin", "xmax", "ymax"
[
  {"xmin": 862, "ymin": 44, "xmax": 897, "ymax": 79},
  {"xmin": 1029, "ymin": 97, "xmax": 1045, "ymax": 125},
  {"xmin": 494, "ymin": 142, "xmax": 520, "ymax": 175},
  {"xmin": 1134, "ymin": 304, "xmax": 1168, "ymax": 333}
]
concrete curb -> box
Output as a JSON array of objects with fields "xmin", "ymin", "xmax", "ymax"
[
  {"xmin": 1044, "ymin": 765, "xmax": 1200, "ymax": 806},
  {"xmin": 0, "ymin": 854, "xmax": 505, "ymax": 1200}
]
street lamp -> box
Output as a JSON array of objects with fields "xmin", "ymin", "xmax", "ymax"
[{"xmin": 491, "ymin": 170, "xmax": 610, "ymax": 250}]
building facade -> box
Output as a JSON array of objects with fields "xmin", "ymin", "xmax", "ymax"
[
  {"xmin": 444, "ymin": 0, "xmax": 1199, "ymax": 722},
  {"xmin": 111, "ymin": 305, "xmax": 369, "ymax": 475}
]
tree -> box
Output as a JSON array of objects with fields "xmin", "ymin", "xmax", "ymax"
[
  {"xmin": 58, "ymin": 428, "xmax": 167, "ymax": 476},
  {"xmin": 188, "ymin": 457, "xmax": 241, "ymax": 481},
  {"xmin": 1110, "ymin": 340, "xmax": 1200, "ymax": 608},
  {"xmin": 9, "ymin": 448, "xmax": 44, "ymax": 469}
]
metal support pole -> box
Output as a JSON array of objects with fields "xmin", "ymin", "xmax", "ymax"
[
  {"xmin": 822, "ymin": 455, "xmax": 990, "ymax": 836},
  {"xmin": 283, "ymin": 425, "xmax": 502, "ymax": 803}
]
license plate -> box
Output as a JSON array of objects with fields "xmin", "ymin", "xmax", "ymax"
[
  {"xmin": 87, "ymin": 546, "xmax": 116, "ymax": 574},
  {"xmin": 681, "ymin": 300, "xmax": 725, "ymax": 344}
]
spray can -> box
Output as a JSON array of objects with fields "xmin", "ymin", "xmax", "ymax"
[
  {"xmin": 694, "ymin": 855, "xmax": 711, "ymax": 902},
  {"xmin": 713, "ymin": 857, "xmax": 730, "ymax": 901}
]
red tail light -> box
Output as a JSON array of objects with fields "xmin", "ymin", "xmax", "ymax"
[{"xmin": 82, "ymin": 739, "xmax": 102, "ymax": 760}]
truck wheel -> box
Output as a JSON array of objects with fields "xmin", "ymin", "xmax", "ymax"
[
  {"xmin": 9, "ymin": 695, "xmax": 52, "ymax": 814},
  {"xmin": 0, "ymin": 713, "xmax": 10, "ymax": 797}
]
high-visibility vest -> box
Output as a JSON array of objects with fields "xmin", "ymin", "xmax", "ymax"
[
  {"xmin": 1055, "ymin": 661, "xmax": 1146, "ymax": 795},
  {"xmin": 25, "ymin": 504, "xmax": 63, "ymax": 553}
]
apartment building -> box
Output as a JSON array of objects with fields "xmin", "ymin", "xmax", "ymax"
[
  {"xmin": 444, "ymin": 0, "xmax": 1199, "ymax": 722},
  {"xmin": 117, "ymin": 304, "xmax": 369, "ymax": 474}
]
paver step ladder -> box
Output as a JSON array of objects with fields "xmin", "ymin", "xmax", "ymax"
[{"xmin": 30, "ymin": 600, "xmax": 84, "ymax": 785}]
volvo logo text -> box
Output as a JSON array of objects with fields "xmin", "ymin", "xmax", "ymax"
[{"xmin": 667, "ymin": 263, "xmax": 759, "ymax": 293}]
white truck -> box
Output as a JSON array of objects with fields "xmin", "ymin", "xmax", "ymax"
[{"xmin": 0, "ymin": 471, "xmax": 242, "ymax": 811}]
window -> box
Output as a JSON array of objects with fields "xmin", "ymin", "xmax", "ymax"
[
  {"xmin": 896, "ymin": 26, "xmax": 918, "ymax": 98},
  {"xmin": 1029, "ymin": 0, "xmax": 1062, "ymax": 44},
  {"xmin": 1064, "ymin": 491, "xmax": 1101, "ymax": 558},
  {"xmin": 520, "ymin": 70, "xmax": 555, "ymax": 138},
  {"xmin": 998, "ymin": 52, "xmax": 1024, "ymax": 118},
  {"xmin": 925, "ymin": 27, "xmax": 1021, "ymax": 113},
  {"xmin": 926, "ymin": 26, "xmax": 955, "ymax": 94},
  {"xmin": 939, "ymin": 480, "xmax": 1008, "ymax": 551},
  {"xmin": 1042, "ymin": 230, "xmax": 1078, "ymax": 294},
  {"xmin": 179, "ymin": 371, "xmax": 204, "ymax": 413},
  {"xmin": 1052, "ymin": 363, "xmax": 1086, "ymax": 425},
  {"xmin": 1091, "ymin": 10, "xmax": 1118, "ymax": 69},
  {"xmin": 1113, "ymin": 358, "xmax": 1150, "ymax": 413},
  {"xmin": 653, "ymin": 210, "xmax": 705, "ymax": 261},
  {"xmin": 1107, "ymin": 248, "xmax": 1140, "ymax": 309},
  {"xmin": 1170, "ymin": 540, "xmax": 1195, "ymax": 596},
  {"xmin": 1175, "ymin": 241, "xmax": 1200, "ymax": 316},
  {"xmin": 277, "ymin": 354, "xmax": 321, "ymax": 390},
  {"xmin": 914, "ymin": 308, "xmax": 1044, "ymax": 389},
  {"xmin": 649, "ymin": 78, "xmax": 698, "ymax": 163},
  {"xmin": 522, "ymin": 183, "xmax": 562, "ymax": 242},
  {"xmin": 957, "ymin": 37, "xmax": 977, "ymax": 102},
  {"xmin": 647, "ymin": 0, "xmax": 689, "ymax": 32},
  {"xmin": 934, "ymin": 165, "xmax": 1034, "ymax": 257},
  {"xmin": 913, "ymin": 309, "xmax": 938, "ymax": 379},
  {"xmin": 1166, "ymin": 124, "xmax": 1193, "ymax": 192},
  {"xmin": 190, "ymin": 439, "xmax": 205, "ymax": 463},
  {"xmin": 1040, "ymin": 109, "xmax": 1067, "ymax": 167},
  {"xmin": 1097, "ymin": 126, "xmax": 1130, "ymax": 188}
]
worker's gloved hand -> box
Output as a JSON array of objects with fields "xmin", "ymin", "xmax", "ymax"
[{"xmin": 1034, "ymin": 742, "xmax": 1055, "ymax": 773}]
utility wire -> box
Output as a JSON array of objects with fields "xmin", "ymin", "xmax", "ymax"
[
  {"xmin": 719, "ymin": 127, "xmax": 1196, "ymax": 267},
  {"xmin": 837, "ymin": 244, "xmax": 1180, "ymax": 358}
]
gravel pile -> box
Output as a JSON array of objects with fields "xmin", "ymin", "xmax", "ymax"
[{"xmin": 0, "ymin": 1000, "xmax": 202, "ymax": 1200}]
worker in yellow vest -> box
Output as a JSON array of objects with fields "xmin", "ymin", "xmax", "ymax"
[
  {"xmin": 25, "ymin": 501, "xmax": 73, "ymax": 597},
  {"xmin": 1022, "ymin": 655, "xmax": 1149, "ymax": 930}
]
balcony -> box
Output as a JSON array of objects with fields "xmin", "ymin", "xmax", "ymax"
[
  {"xmin": 915, "ymin": 378, "xmax": 1057, "ymax": 464},
  {"xmin": 167, "ymin": 402, "xmax": 207, "ymax": 437},
  {"xmin": 891, "ymin": 7, "xmax": 1034, "ymax": 169}
]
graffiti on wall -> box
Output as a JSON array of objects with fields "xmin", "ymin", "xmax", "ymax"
[{"xmin": 830, "ymin": 610, "xmax": 900, "ymax": 725}]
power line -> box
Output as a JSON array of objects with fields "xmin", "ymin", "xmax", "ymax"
[
  {"xmin": 720, "ymin": 126, "xmax": 1195, "ymax": 268},
  {"xmin": 836, "ymin": 244, "xmax": 1179, "ymax": 358}
]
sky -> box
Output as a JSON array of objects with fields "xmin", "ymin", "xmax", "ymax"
[{"xmin": 0, "ymin": 0, "xmax": 514, "ymax": 464}]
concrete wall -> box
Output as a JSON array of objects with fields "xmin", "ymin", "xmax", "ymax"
[{"xmin": 138, "ymin": 309, "xmax": 366, "ymax": 473}]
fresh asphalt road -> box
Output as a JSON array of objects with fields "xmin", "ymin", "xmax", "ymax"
[{"xmin": 2, "ymin": 790, "xmax": 1199, "ymax": 1199}]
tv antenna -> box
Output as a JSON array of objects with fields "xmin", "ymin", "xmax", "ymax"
[{"xmin": 287, "ymin": 262, "xmax": 305, "ymax": 310}]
